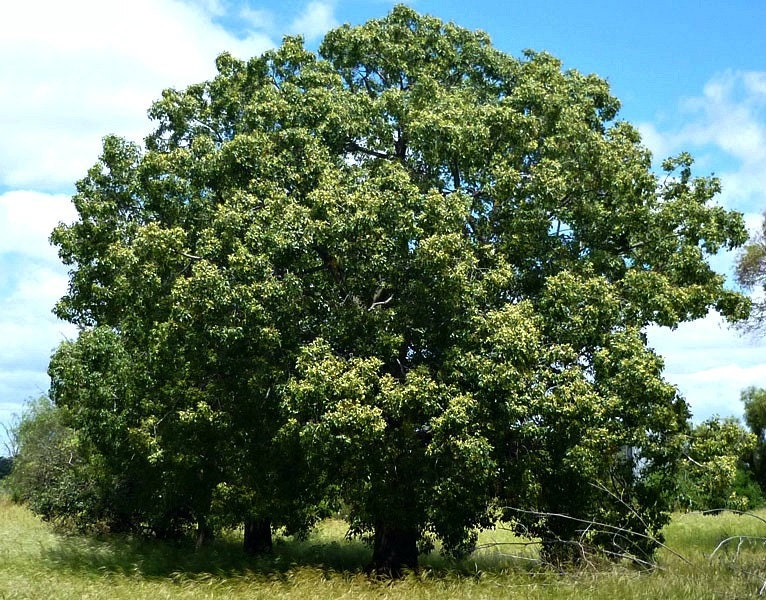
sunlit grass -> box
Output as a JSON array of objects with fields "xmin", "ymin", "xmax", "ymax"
[{"xmin": 2, "ymin": 495, "xmax": 766, "ymax": 599}]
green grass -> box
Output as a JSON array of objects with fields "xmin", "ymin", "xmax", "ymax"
[{"xmin": 2, "ymin": 497, "xmax": 766, "ymax": 599}]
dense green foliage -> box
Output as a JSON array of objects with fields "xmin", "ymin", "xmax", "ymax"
[
  {"xmin": 735, "ymin": 217, "xmax": 766, "ymax": 331},
  {"xmin": 741, "ymin": 386, "xmax": 766, "ymax": 493},
  {"xmin": 0, "ymin": 456, "xmax": 12, "ymax": 479},
  {"xmin": 742, "ymin": 386, "xmax": 766, "ymax": 442},
  {"xmin": 676, "ymin": 417, "xmax": 761, "ymax": 511},
  {"xmin": 4, "ymin": 397, "xmax": 91, "ymax": 524},
  {"xmin": 43, "ymin": 6, "xmax": 748, "ymax": 572},
  {"xmin": 3, "ymin": 397, "xmax": 146, "ymax": 532}
]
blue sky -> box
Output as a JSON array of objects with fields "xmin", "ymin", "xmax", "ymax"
[{"xmin": 1, "ymin": 0, "xmax": 765, "ymax": 444}]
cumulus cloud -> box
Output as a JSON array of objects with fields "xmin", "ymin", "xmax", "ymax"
[
  {"xmin": 638, "ymin": 70, "xmax": 766, "ymax": 214},
  {"xmin": 635, "ymin": 122, "xmax": 672, "ymax": 167},
  {"xmin": 646, "ymin": 309, "xmax": 766, "ymax": 422},
  {"xmin": 0, "ymin": 0, "xmax": 282, "ymax": 436},
  {"xmin": 648, "ymin": 307, "xmax": 761, "ymax": 361},
  {"xmin": 0, "ymin": 255, "xmax": 77, "ymax": 433},
  {"xmin": 0, "ymin": 190, "xmax": 79, "ymax": 426},
  {"xmin": 0, "ymin": 0, "xmax": 275, "ymax": 192},
  {"xmin": 639, "ymin": 70, "xmax": 766, "ymax": 163},
  {"xmin": 0, "ymin": 191, "xmax": 77, "ymax": 261},
  {"xmin": 640, "ymin": 71, "xmax": 766, "ymax": 422},
  {"xmin": 665, "ymin": 363, "xmax": 766, "ymax": 423},
  {"xmin": 681, "ymin": 72, "xmax": 766, "ymax": 165},
  {"xmin": 239, "ymin": 6, "xmax": 277, "ymax": 31},
  {"xmin": 0, "ymin": 367, "xmax": 53, "ymax": 451},
  {"xmin": 0, "ymin": 263, "xmax": 75, "ymax": 361},
  {"xmin": 289, "ymin": 1, "xmax": 338, "ymax": 41}
]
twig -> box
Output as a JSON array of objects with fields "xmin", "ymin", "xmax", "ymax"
[
  {"xmin": 369, "ymin": 295, "xmax": 394, "ymax": 311},
  {"xmin": 589, "ymin": 481, "xmax": 650, "ymax": 533},
  {"xmin": 709, "ymin": 536, "xmax": 766, "ymax": 560},
  {"xmin": 473, "ymin": 540, "xmax": 540, "ymax": 550}
]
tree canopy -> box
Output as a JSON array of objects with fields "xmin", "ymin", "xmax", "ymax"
[
  {"xmin": 47, "ymin": 6, "xmax": 748, "ymax": 573},
  {"xmin": 736, "ymin": 217, "xmax": 766, "ymax": 332},
  {"xmin": 676, "ymin": 417, "xmax": 760, "ymax": 512}
]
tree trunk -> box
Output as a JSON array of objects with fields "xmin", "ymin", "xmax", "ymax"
[
  {"xmin": 539, "ymin": 514, "xmax": 584, "ymax": 566},
  {"xmin": 243, "ymin": 517, "xmax": 273, "ymax": 555},
  {"xmin": 368, "ymin": 520, "xmax": 419, "ymax": 577},
  {"xmin": 195, "ymin": 517, "xmax": 214, "ymax": 550}
]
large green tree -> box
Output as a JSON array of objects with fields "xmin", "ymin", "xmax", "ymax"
[
  {"xmin": 740, "ymin": 386, "xmax": 766, "ymax": 492},
  {"xmin": 677, "ymin": 417, "xmax": 760, "ymax": 511},
  {"xmin": 51, "ymin": 6, "xmax": 748, "ymax": 573},
  {"xmin": 742, "ymin": 387, "xmax": 766, "ymax": 442},
  {"xmin": 736, "ymin": 216, "xmax": 766, "ymax": 331},
  {"xmin": 4, "ymin": 397, "xmax": 114, "ymax": 529}
]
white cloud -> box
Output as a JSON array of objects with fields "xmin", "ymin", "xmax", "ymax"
[
  {"xmin": 638, "ymin": 71, "xmax": 766, "ymax": 422},
  {"xmin": 638, "ymin": 70, "xmax": 766, "ymax": 214},
  {"xmin": 0, "ymin": 280, "xmax": 76, "ymax": 367},
  {"xmin": 647, "ymin": 311, "xmax": 763, "ymax": 374},
  {"xmin": 0, "ymin": 0, "xmax": 275, "ymax": 191},
  {"xmin": 680, "ymin": 72, "xmax": 766, "ymax": 166},
  {"xmin": 0, "ymin": 191, "xmax": 78, "ymax": 403},
  {"xmin": 0, "ymin": 186, "xmax": 79, "ymax": 382},
  {"xmin": 636, "ymin": 122, "xmax": 672, "ymax": 166},
  {"xmin": 647, "ymin": 311, "xmax": 766, "ymax": 422},
  {"xmin": 0, "ymin": 369, "xmax": 51, "ymax": 436},
  {"xmin": 187, "ymin": 0, "xmax": 228, "ymax": 16},
  {"xmin": 240, "ymin": 6, "xmax": 276, "ymax": 30},
  {"xmin": 0, "ymin": 259, "xmax": 77, "ymax": 417},
  {"xmin": 0, "ymin": 0, "xmax": 279, "ymax": 432},
  {"xmin": 0, "ymin": 191, "xmax": 77, "ymax": 262},
  {"xmin": 289, "ymin": 1, "xmax": 338, "ymax": 41},
  {"xmin": 665, "ymin": 364, "xmax": 766, "ymax": 423}
]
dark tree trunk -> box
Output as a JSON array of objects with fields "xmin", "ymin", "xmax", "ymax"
[
  {"xmin": 195, "ymin": 517, "xmax": 214, "ymax": 550},
  {"xmin": 539, "ymin": 514, "xmax": 584, "ymax": 566},
  {"xmin": 243, "ymin": 517, "xmax": 273, "ymax": 555},
  {"xmin": 368, "ymin": 520, "xmax": 419, "ymax": 577},
  {"xmin": 539, "ymin": 538, "xmax": 584, "ymax": 566}
]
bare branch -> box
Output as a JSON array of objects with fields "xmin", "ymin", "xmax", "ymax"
[
  {"xmin": 369, "ymin": 295, "xmax": 394, "ymax": 311},
  {"xmin": 588, "ymin": 481, "xmax": 650, "ymax": 532},
  {"xmin": 709, "ymin": 535, "xmax": 766, "ymax": 560},
  {"xmin": 682, "ymin": 451, "xmax": 708, "ymax": 470},
  {"xmin": 1, "ymin": 419, "xmax": 19, "ymax": 458},
  {"xmin": 191, "ymin": 119, "xmax": 225, "ymax": 144}
]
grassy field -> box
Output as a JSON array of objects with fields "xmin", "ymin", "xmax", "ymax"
[{"xmin": 2, "ymin": 496, "xmax": 766, "ymax": 599}]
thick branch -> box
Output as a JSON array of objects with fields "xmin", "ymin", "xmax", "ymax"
[
  {"xmin": 450, "ymin": 162, "xmax": 461, "ymax": 190},
  {"xmin": 347, "ymin": 141, "xmax": 394, "ymax": 161},
  {"xmin": 369, "ymin": 295, "xmax": 394, "ymax": 311}
]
